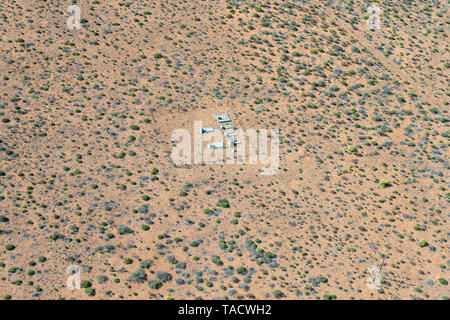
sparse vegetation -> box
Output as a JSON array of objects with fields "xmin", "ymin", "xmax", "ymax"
[{"xmin": 0, "ymin": 0, "xmax": 446, "ymax": 301}]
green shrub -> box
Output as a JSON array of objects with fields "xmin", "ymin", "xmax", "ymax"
[
  {"xmin": 418, "ymin": 239, "xmax": 428, "ymax": 247},
  {"xmin": 80, "ymin": 280, "xmax": 92, "ymax": 288},
  {"xmin": 437, "ymin": 276, "xmax": 448, "ymax": 285},
  {"xmin": 85, "ymin": 288, "xmax": 95, "ymax": 296},
  {"xmin": 148, "ymin": 279, "xmax": 162, "ymax": 289},
  {"xmin": 217, "ymin": 199, "xmax": 230, "ymax": 208},
  {"xmin": 379, "ymin": 179, "xmax": 389, "ymax": 187},
  {"xmin": 212, "ymin": 255, "xmax": 223, "ymax": 266},
  {"xmin": 272, "ymin": 290, "xmax": 283, "ymax": 298},
  {"xmin": 236, "ymin": 266, "xmax": 247, "ymax": 274}
]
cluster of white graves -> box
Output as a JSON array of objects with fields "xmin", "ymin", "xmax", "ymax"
[{"xmin": 203, "ymin": 113, "xmax": 241, "ymax": 150}]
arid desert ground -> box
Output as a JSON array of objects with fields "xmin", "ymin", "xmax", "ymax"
[{"xmin": 0, "ymin": 0, "xmax": 448, "ymax": 300}]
